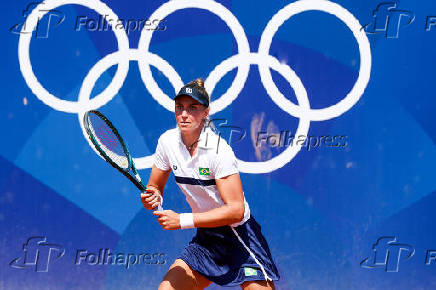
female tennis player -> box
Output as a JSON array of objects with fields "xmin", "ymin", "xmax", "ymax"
[{"xmin": 141, "ymin": 79, "xmax": 279, "ymax": 289}]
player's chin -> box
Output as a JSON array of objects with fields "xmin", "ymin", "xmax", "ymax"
[{"xmin": 178, "ymin": 122, "xmax": 193, "ymax": 130}]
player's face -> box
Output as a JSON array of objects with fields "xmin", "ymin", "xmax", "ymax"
[{"xmin": 175, "ymin": 95, "xmax": 209, "ymax": 133}]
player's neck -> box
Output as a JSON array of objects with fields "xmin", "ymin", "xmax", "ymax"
[
  {"xmin": 182, "ymin": 129, "xmax": 201, "ymax": 146},
  {"xmin": 181, "ymin": 127, "xmax": 202, "ymax": 150}
]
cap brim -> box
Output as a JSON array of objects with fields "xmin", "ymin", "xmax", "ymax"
[{"xmin": 174, "ymin": 93, "xmax": 208, "ymax": 107}]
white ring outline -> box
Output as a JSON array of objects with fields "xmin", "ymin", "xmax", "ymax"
[
  {"xmin": 18, "ymin": 0, "xmax": 130, "ymax": 113},
  {"xmin": 137, "ymin": 0, "xmax": 250, "ymax": 114},
  {"xmin": 258, "ymin": 0, "xmax": 372, "ymax": 121},
  {"xmin": 16, "ymin": 0, "xmax": 372, "ymax": 173},
  {"xmin": 207, "ymin": 53, "xmax": 311, "ymax": 173},
  {"xmin": 77, "ymin": 49, "xmax": 184, "ymax": 169}
]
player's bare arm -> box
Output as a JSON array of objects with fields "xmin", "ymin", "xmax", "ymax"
[
  {"xmin": 141, "ymin": 164, "xmax": 170, "ymax": 210},
  {"xmin": 194, "ymin": 173, "xmax": 245, "ymax": 227},
  {"xmin": 153, "ymin": 173, "xmax": 245, "ymax": 229}
]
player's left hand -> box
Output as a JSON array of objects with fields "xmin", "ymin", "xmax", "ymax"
[{"xmin": 153, "ymin": 210, "xmax": 180, "ymax": 230}]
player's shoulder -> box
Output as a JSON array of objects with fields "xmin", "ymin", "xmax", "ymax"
[
  {"xmin": 158, "ymin": 127, "xmax": 179, "ymax": 144},
  {"xmin": 199, "ymin": 128, "xmax": 235, "ymax": 157}
]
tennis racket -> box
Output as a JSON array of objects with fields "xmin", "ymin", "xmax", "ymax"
[{"xmin": 83, "ymin": 110, "xmax": 163, "ymax": 211}]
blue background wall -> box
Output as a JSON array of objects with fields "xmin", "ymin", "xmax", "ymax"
[{"xmin": 1, "ymin": 0, "xmax": 436, "ymax": 289}]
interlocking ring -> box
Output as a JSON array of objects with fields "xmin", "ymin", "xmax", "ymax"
[
  {"xmin": 258, "ymin": 0, "xmax": 371, "ymax": 121},
  {"xmin": 17, "ymin": 0, "xmax": 372, "ymax": 173},
  {"xmin": 18, "ymin": 0, "xmax": 130, "ymax": 113},
  {"xmin": 137, "ymin": 0, "xmax": 250, "ymax": 114}
]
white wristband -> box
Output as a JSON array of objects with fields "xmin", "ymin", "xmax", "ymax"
[{"xmin": 179, "ymin": 213, "xmax": 195, "ymax": 229}]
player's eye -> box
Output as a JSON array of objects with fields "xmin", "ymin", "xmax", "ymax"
[{"xmin": 175, "ymin": 104, "xmax": 203, "ymax": 113}]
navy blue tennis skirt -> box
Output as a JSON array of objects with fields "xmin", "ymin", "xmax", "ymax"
[{"xmin": 179, "ymin": 215, "xmax": 280, "ymax": 286}]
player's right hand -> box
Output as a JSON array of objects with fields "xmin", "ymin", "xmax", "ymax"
[{"xmin": 140, "ymin": 187, "xmax": 162, "ymax": 210}]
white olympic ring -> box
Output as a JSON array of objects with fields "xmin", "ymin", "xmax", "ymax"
[
  {"xmin": 18, "ymin": 0, "xmax": 130, "ymax": 113},
  {"xmin": 77, "ymin": 49, "xmax": 184, "ymax": 167},
  {"xmin": 137, "ymin": 0, "xmax": 251, "ymax": 114},
  {"xmin": 17, "ymin": 0, "xmax": 372, "ymax": 173},
  {"xmin": 258, "ymin": 0, "xmax": 371, "ymax": 121}
]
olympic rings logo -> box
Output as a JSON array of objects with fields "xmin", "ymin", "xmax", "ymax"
[{"xmin": 17, "ymin": 0, "xmax": 372, "ymax": 174}]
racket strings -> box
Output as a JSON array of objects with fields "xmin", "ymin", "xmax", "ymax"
[
  {"xmin": 98, "ymin": 124, "xmax": 119, "ymax": 151},
  {"xmin": 88, "ymin": 114, "xmax": 129, "ymax": 169}
]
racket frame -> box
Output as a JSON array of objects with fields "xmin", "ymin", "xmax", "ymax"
[{"xmin": 83, "ymin": 110, "xmax": 147, "ymax": 192}]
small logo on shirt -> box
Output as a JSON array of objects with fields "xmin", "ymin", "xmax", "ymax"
[
  {"xmin": 244, "ymin": 267, "xmax": 258, "ymax": 277},
  {"xmin": 173, "ymin": 165, "xmax": 177, "ymax": 170},
  {"xmin": 199, "ymin": 168, "xmax": 210, "ymax": 176}
]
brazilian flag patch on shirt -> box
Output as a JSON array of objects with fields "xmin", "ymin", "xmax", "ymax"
[
  {"xmin": 199, "ymin": 167, "xmax": 210, "ymax": 176},
  {"xmin": 244, "ymin": 267, "xmax": 258, "ymax": 276}
]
